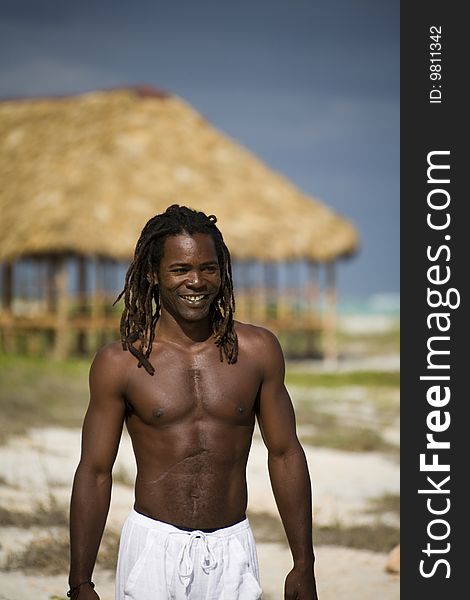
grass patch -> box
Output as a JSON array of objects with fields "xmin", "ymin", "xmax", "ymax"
[
  {"xmin": 286, "ymin": 370, "xmax": 400, "ymax": 389},
  {"xmin": 0, "ymin": 353, "xmax": 90, "ymax": 377},
  {"xmin": 367, "ymin": 493, "xmax": 400, "ymax": 516},
  {"xmin": 295, "ymin": 408, "xmax": 398, "ymax": 453},
  {"xmin": 287, "ymin": 370, "xmax": 400, "ymax": 451},
  {"xmin": 4, "ymin": 532, "xmax": 70, "ymax": 574},
  {"xmin": 248, "ymin": 511, "xmax": 288, "ymax": 545},
  {"xmin": 296, "ymin": 410, "xmax": 337, "ymax": 428},
  {"xmin": 337, "ymin": 326, "xmax": 400, "ymax": 357},
  {"xmin": 0, "ymin": 497, "xmax": 67, "ymax": 528},
  {"xmin": 300, "ymin": 426, "xmax": 396, "ymax": 453},
  {"xmin": 3, "ymin": 527, "xmax": 120, "ymax": 574},
  {"xmin": 315, "ymin": 522, "xmax": 399, "ymax": 553},
  {"xmin": 272, "ymin": 323, "xmax": 399, "ymax": 359},
  {"xmin": 0, "ymin": 353, "xmax": 90, "ymax": 442},
  {"xmin": 248, "ymin": 511, "xmax": 399, "ymax": 553}
]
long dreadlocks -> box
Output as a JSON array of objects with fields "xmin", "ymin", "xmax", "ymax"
[{"xmin": 114, "ymin": 204, "xmax": 238, "ymax": 375}]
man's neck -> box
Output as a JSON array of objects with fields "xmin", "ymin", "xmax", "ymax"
[{"xmin": 155, "ymin": 311, "xmax": 213, "ymax": 347}]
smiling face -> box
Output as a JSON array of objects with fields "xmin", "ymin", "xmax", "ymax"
[{"xmin": 155, "ymin": 232, "xmax": 222, "ymax": 324}]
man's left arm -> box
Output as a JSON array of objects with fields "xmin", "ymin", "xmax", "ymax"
[{"xmin": 255, "ymin": 328, "xmax": 319, "ymax": 600}]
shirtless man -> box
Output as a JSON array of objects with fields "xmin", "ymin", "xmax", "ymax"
[{"xmin": 68, "ymin": 205, "xmax": 318, "ymax": 599}]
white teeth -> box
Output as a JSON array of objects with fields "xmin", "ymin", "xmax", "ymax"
[{"xmin": 182, "ymin": 295, "xmax": 205, "ymax": 303}]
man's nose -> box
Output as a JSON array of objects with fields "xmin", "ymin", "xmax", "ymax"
[{"xmin": 187, "ymin": 270, "xmax": 204, "ymax": 287}]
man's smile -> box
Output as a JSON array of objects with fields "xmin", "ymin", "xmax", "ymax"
[{"xmin": 179, "ymin": 294, "xmax": 211, "ymax": 305}]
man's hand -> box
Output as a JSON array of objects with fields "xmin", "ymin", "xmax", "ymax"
[{"xmin": 284, "ymin": 565, "xmax": 319, "ymax": 599}]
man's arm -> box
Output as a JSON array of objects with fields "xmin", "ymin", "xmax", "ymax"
[
  {"xmin": 68, "ymin": 344, "xmax": 127, "ymax": 599},
  {"xmin": 255, "ymin": 329, "xmax": 319, "ymax": 600}
]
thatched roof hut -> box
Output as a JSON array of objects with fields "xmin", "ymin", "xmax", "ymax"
[
  {"xmin": 0, "ymin": 86, "xmax": 358, "ymax": 263},
  {"xmin": 0, "ymin": 86, "xmax": 359, "ymax": 359}
]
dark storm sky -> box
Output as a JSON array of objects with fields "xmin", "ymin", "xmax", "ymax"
[{"xmin": 0, "ymin": 0, "xmax": 399, "ymax": 299}]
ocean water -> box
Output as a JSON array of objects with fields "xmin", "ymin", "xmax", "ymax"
[
  {"xmin": 336, "ymin": 293, "xmax": 400, "ymax": 317},
  {"xmin": 334, "ymin": 293, "xmax": 400, "ymax": 335}
]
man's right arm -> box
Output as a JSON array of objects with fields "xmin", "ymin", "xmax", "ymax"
[{"xmin": 68, "ymin": 344, "xmax": 127, "ymax": 599}]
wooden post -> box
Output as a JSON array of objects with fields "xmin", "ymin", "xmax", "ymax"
[
  {"xmin": 44, "ymin": 256, "xmax": 56, "ymax": 350},
  {"xmin": 277, "ymin": 263, "xmax": 289, "ymax": 326},
  {"xmin": 243, "ymin": 260, "xmax": 253, "ymax": 322},
  {"xmin": 92, "ymin": 256, "xmax": 107, "ymax": 349},
  {"xmin": 306, "ymin": 260, "xmax": 319, "ymax": 356},
  {"xmin": 253, "ymin": 262, "xmax": 266, "ymax": 325},
  {"xmin": 96, "ymin": 256, "xmax": 106, "ymax": 346},
  {"xmin": 76, "ymin": 255, "xmax": 87, "ymax": 355},
  {"xmin": 1, "ymin": 262, "xmax": 15, "ymax": 352},
  {"xmin": 306, "ymin": 261, "xmax": 318, "ymax": 327},
  {"xmin": 52, "ymin": 256, "xmax": 69, "ymax": 360},
  {"xmin": 2, "ymin": 262, "xmax": 13, "ymax": 310},
  {"xmin": 322, "ymin": 261, "xmax": 337, "ymax": 363},
  {"xmin": 262, "ymin": 262, "xmax": 277, "ymax": 324}
]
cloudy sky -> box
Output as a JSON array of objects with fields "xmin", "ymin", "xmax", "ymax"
[{"xmin": 0, "ymin": 0, "xmax": 399, "ymax": 301}]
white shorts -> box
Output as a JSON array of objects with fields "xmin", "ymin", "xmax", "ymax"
[{"xmin": 115, "ymin": 509, "xmax": 262, "ymax": 599}]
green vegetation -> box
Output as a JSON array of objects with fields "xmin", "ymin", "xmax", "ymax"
[
  {"xmin": 3, "ymin": 527, "xmax": 120, "ymax": 574},
  {"xmin": 0, "ymin": 353, "xmax": 400, "ymax": 455},
  {"xmin": 299, "ymin": 425, "xmax": 396, "ymax": 454},
  {"xmin": 315, "ymin": 522, "xmax": 399, "ymax": 553},
  {"xmin": 288, "ymin": 370, "xmax": 400, "ymax": 453},
  {"xmin": 0, "ymin": 353, "xmax": 89, "ymax": 442},
  {"xmin": 278, "ymin": 321, "xmax": 400, "ymax": 360},
  {"xmin": 0, "ymin": 330, "xmax": 400, "ymax": 568},
  {"xmin": 0, "ymin": 497, "xmax": 67, "ymax": 528},
  {"xmin": 0, "ymin": 496, "xmax": 120, "ymax": 574},
  {"xmin": 366, "ymin": 493, "xmax": 400, "ymax": 516},
  {"xmin": 337, "ymin": 326, "xmax": 400, "ymax": 358},
  {"xmin": 286, "ymin": 370, "xmax": 399, "ymax": 388},
  {"xmin": 248, "ymin": 511, "xmax": 399, "ymax": 553}
]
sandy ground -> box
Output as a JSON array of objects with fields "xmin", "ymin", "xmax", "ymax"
[{"xmin": 0, "ymin": 422, "xmax": 399, "ymax": 599}]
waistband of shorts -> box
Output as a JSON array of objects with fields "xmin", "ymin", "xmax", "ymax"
[{"xmin": 127, "ymin": 508, "xmax": 251, "ymax": 538}]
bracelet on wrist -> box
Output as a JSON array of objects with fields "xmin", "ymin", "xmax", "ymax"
[{"xmin": 67, "ymin": 581, "xmax": 95, "ymax": 597}]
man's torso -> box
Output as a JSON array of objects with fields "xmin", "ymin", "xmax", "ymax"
[{"xmin": 115, "ymin": 322, "xmax": 266, "ymax": 529}]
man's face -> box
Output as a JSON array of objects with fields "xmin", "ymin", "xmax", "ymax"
[{"xmin": 155, "ymin": 232, "xmax": 221, "ymax": 323}]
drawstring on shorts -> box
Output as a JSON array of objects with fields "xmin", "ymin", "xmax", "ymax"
[{"xmin": 167, "ymin": 530, "xmax": 218, "ymax": 589}]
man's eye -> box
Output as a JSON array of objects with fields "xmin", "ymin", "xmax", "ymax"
[{"xmin": 171, "ymin": 268, "xmax": 187, "ymax": 273}]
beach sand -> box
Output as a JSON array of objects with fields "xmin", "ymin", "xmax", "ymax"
[{"xmin": 0, "ymin": 424, "xmax": 399, "ymax": 599}]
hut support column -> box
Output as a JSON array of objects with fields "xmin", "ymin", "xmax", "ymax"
[
  {"xmin": 307, "ymin": 261, "xmax": 319, "ymax": 328},
  {"xmin": 306, "ymin": 261, "xmax": 319, "ymax": 356},
  {"xmin": 2, "ymin": 262, "xmax": 13, "ymax": 310},
  {"xmin": 277, "ymin": 263, "xmax": 289, "ymax": 326},
  {"xmin": 254, "ymin": 263, "xmax": 266, "ymax": 324},
  {"xmin": 263, "ymin": 262, "xmax": 279, "ymax": 325},
  {"xmin": 242, "ymin": 261, "xmax": 253, "ymax": 321},
  {"xmin": 92, "ymin": 257, "xmax": 106, "ymax": 349},
  {"xmin": 1, "ymin": 262, "xmax": 15, "ymax": 352},
  {"xmin": 323, "ymin": 262, "xmax": 337, "ymax": 363},
  {"xmin": 53, "ymin": 257, "xmax": 69, "ymax": 360},
  {"xmin": 76, "ymin": 255, "xmax": 87, "ymax": 355}
]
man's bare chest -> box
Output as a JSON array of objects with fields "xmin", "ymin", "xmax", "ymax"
[{"xmin": 125, "ymin": 348, "xmax": 261, "ymax": 426}]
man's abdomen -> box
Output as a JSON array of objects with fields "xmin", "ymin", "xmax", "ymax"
[{"xmin": 130, "ymin": 421, "xmax": 253, "ymax": 529}]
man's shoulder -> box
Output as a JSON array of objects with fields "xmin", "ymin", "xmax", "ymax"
[
  {"xmin": 94, "ymin": 339, "xmax": 126, "ymax": 360},
  {"xmin": 234, "ymin": 321, "xmax": 285, "ymax": 376},
  {"xmin": 234, "ymin": 321, "xmax": 282, "ymax": 352},
  {"xmin": 91, "ymin": 339, "xmax": 133, "ymax": 374}
]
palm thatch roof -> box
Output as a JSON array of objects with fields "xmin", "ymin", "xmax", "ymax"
[{"xmin": 0, "ymin": 86, "xmax": 359, "ymax": 263}]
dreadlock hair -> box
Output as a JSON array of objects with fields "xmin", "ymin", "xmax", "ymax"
[{"xmin": 114, "ymin": 204, "xmax": 238, "ymax": 375}]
